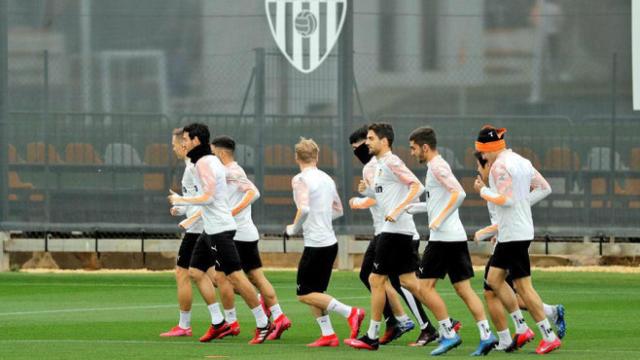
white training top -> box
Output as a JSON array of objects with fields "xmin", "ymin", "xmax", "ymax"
[
  {"xmin": 193, "ymin": 155, "xmax": 237, "ymax": 235},
  {"xmin": 224, "ymin": 161, "xmax": 260, "ymax": 242},
  {"xmin": 372, "ymin": 152, "xmax": 424, "ymax": 236},
  {"xmin": 361, "ymin": 158, "xmax": 421, "ymax": 240},
  {"xmin": 481, "ymin": 149, "xmax": 550, "ymax": 243},
  {"xmin": 179, "ymin": 160, "xmax": 204, "ymax": 234},
  {"xmin": 424, "ymin": 155, "xmax": 467, "ymax": 241},
  {"xmin": 292, "ymin": 167, "xmax": 343, "ymax": 248},
  {"xmin": 362, "ymin": 158, "xmax": 385, "ymax": 236}
]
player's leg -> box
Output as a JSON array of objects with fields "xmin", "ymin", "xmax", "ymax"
[
  {"xmin": 187, "ymin": 234, "xmax": 229, "ymax": 342},
  {"xmin": 208, "ymin": 268, "xmax": 240, "ymax": 337},
  {"xmin": 516, "ymin": 293, "xmax": 566, "ymax": 339},
  {"xmin": 378, "ymin": 278, "xmax": 417, "ymax": 345},
  {"xmin": 482, "ymin": 259, "xmax": 511, "ymax": 350},
  {"xmin": 348, "ymin": 233, "xmax": 406, "ymax": 351},
  {"xmin": 448, "ymin": 242, "xmax": 496, "ymax": 356},
  {"xmin": 297, "ymin": 243, "xmax": 364, "ymax": 346},
  {"xmin": 411, "ymin": 241, "xmax": 461, "ymax": 355},
  {"xmin": 513, "ymin": 276, "xmax": 561, "ymax": 354},
  {"xmin": 360, "ymin": 236, "xmax": 398, "ymax": 331},
  {"xmin": 247, "ymin": 267, "xmax": 292, "ymax": 340},
  {"xmin": 213, "ymin": 231, "xmax": 271, "ymax": 344},
  {"xmin": 160, "ymin": 233, "xmax": 197, "ymax": 337},
  {"xmin": 305, "ymin": 306, "xmax": 339, "ymax": 347},
  {"xmin": 238, "ymin": 240, "xmax": 288, "ymax": 328}
]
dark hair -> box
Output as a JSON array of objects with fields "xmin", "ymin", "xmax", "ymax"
[
  {"xmin": 474, "ymin": 151, "xmax": 488, "ymax": 168},
  {"xmin": 408, "ymin": 126, "xmax": 437, "ymax": 150},
  {"xmin": 211, "ymin": 135, "xmax": 236, "ymax": 153},
  {"xmin": 349, "ymin": 124, "xmax": 369, "ymax": 144},
  {"xmin": 183, "ymin": 123, "xmax": 210, "ymax": 145},
  {"xmin": 368, "ymin": 122, "xmax": 394, "ymax": 147}
]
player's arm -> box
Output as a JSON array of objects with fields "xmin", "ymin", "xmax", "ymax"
[
  {"xmin": 429, "ymin": 164, "xmax": 466, "ymax": 230},
  {"xmin": 528, "ymin": 168, "xmax": 552, "ymax": 206},
  {"xmin": 230, "ymin": 172, "xmax": 261, "ymax": 216},
  {"xmin": 349, "ymin": 196, "xmax": 376, "ymax": 210},
  {"xmin": 169, "ymin": 161, "xmax": 215, "ymax": 205},
  {"xmin": 386, "ymin": 158, "xmax": 425, "ymax": 221},
  {"xmin": 170, "ymin": 205, "xmax": 187, "ymax": 216},
  {"xmin": 479, "ymin": 163, "xmax": 514, "ymax": 207},
  {"xmin": 359, "ymin": 165, "xmax": 376, "ymax": 197},
  {"xmin": 332, "ymin": 185, "xmax": 344, "ymax": 220},
  {"xmin": 474, "ymin": 224, "xmax": 498, "ymax": 242},
  {"xmin": 285, "ymin": 176, "xmax": 310, "ymax": 236},
  {"xmin": 179, "ymin": 209, "xmax": 203, "ymax": 230},
  {"xmin": 405, "ymin": 201, "xmax": 427, "ymax": 214}
]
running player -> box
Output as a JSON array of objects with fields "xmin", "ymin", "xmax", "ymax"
[
  {"xmin": 473, "ymin": 125, "xmax": 562, "ymax": 354},
  {"xmin": 160, "ymin": 128, "xmax": 205, "ymax": 338},
  {"xmin": 211, "ymin": 135, "xmax": 292, "ymax": 340},
  {"xmin": 473, "ymin": 150, "xmax": 566, "ymax": 350},
  {"xmin": 285, "ymin": 137, "xmax": 365, "ymax": 347},
  {"xmin": 404, "ymin": 126, "xmax": 497, "ymax": 356},
  {"xmin": 168, "ymin": 123, "xmax": 273, "ymax": 344},
  {"xmin": 348, "ymin": 125, "xmax": 440, "ymax": 346},
  {"xmin": 346, "ymin": 123, "xmax": 458, "ymax": 356}
]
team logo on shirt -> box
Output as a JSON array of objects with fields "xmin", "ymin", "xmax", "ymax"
[{"xmin": 375, "ymin": 185, "xmax": 383, "ymax": 193}]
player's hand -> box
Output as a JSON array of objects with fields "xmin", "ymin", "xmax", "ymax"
[
  {"xmin": 358, "ymin": 180, "xmax": 368, "ymax": 193},
  {"xmin": 168, "ymin": 189, "xmax": 183, "ymax": 205},
  {"xmin": 384, "ymin": 214, "xmax": 397, "ymax": 223},
  {"xmin": 429, "ymin": 222, "xmax": 439, "ymax": 231},
  {"xmin": 285, "ymin": 224, "xmax": 295, "ymax": 236},
  {"xmin": 178, "ymin": 219, "xmax": 188, "ymax": 230},
  {"xmin": 170, "ymin": 206, "xmax": 185, "ymax": 216},
  {"xmin": 490, "ymin": 236, "xmax": 497, "ymax": 245},
  {"xmin": 348, "ymin": 197, "xmax": 359, "ymax": 209},
  {"xmin": 473, "ymin": 175, "xmax": 486, "ymax": 193},
  {"xmin": 473, "ymin": 230, "xmax": 481, "ymax": 242}
]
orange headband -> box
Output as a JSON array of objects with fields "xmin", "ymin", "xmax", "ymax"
[{"xmin": 475, "ymin": 139, "xmax": 506, "ymax": 152}]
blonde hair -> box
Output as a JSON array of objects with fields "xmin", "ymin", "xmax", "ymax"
[{"xmin": 295, "ymin": 137, "xmax": 319, "ymax": 164}]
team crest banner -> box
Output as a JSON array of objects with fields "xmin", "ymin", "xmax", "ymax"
[{"xmin": 265, "ymin": 0, "xmax": 347, "ymax": 74}]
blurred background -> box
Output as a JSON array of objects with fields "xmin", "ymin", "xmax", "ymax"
[{"xmin": 0, "ymin": 0, "xmax": 637, "ymax": 241}]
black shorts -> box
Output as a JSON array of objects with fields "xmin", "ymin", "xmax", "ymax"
[
  {"xmin": 296, "ymin": 244, "xmax": 338, "ymax": 296},
  {"xmin": 209, "ymin": 230, "xmax": 243, "ymax": 276},
  {"xmin": 372, "ymin": 233, "xmax": 418, "ymax": 276},
  {"xmin": 490, "ymin": 241, "xmax": 532, "ymax": 280},
  {"xmin": 234, "ymin": 240, "xmax": 263, "ymax": 273},
  {"xmin": 360, "ymin": 235, "xmax": 379, "ymax": 280},
  {"xmin": 177, "ymin": 232, "xmax": 200, "ymax": 269},
  {"xmin": 483, "ymin": 255, "xmax": 515, "ymax": 291},
  {"xmin": 419, "ymin": 241, "xmax": 474, "ymax": 284},
  {"xmin": 189, "ymin": 233, "xmax": 215, "ymax": 272}
]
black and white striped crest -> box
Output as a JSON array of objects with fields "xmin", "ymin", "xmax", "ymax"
[{"xmin": 266, "ymin": 0, "xmax": 347, "ymax": 74}]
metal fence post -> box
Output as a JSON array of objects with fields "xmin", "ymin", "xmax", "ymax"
[
  {"xmin": 609, "ymin": 52, "xmax": 617, "ymax": 229},
  {"xmin": 0, "ymin": 0, "xmax": 8, "ymax": 225},
  {"xmin": 42, "ymin": 50, "xmax": 52, "ymax": 227},
  {"xmin": 337, "ymin": 0, "xmax": 354, "ymax": 234},
  {"xmin": 0, "ymin": 231, "xmax": 9, "ymax": 271},
  {"xmin": 254, "ymin": 48, "xmax": 266, "ymax": 224}
]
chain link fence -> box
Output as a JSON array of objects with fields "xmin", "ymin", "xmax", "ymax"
[{"xmin": 1, "ymin": 0, "xmax": 638, "ymax": 239}]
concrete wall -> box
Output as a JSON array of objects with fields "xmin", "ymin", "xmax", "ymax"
[{"xmin": 3, "ymin": 233, "xmax": 639, "ymax": 271}]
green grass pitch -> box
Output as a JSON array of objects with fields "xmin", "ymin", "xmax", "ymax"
[{"xmin": 1, "ymin": 270, "xmax": 639, "ymax": 359}]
